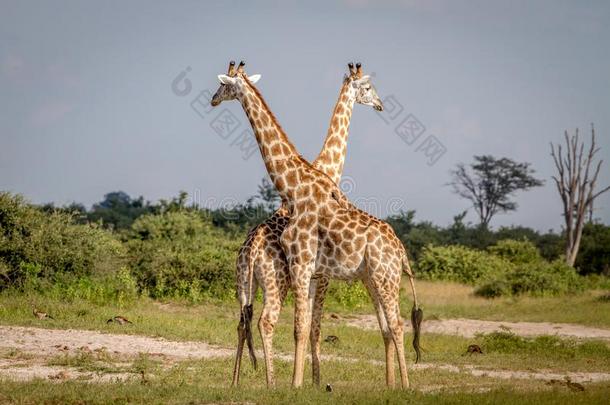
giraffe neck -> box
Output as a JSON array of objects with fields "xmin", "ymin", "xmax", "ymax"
[
  {"xmin": 237, "ymin": 78, "xmax": 306, "ymax": 201},
  {"xmin": 311, "ymin": 80, "xmax": 355, "ymax": 185}
]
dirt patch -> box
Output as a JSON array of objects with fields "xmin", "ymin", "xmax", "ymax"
[
  {"xmin": 413, "ymin": 363, "xmax": 610, "ymax": 384},
  {"xmin": 1, "ymin": 325, "xmax": 610, "ymax": 385},
  {"xmin": 0, "ymin": 325, "xmax": 232, "ymax": 361},
  {"xmin": 342, "ymin": 315, "xmax": 610, "ymax": 340},
  {"xmin": 0, "ymin": 359, "xmax": 132, "ymax": 382}
]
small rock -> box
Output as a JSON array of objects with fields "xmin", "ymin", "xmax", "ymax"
[
  {"xmin": 565, "ymin": 377, "xmax": 585, "ymax": 392},
  {"xmin": 107, "ymin": 316, "xmax": 133, "ymax": 325},
  {"xmin": 324, "ymin": 335, "xmax": 339, "ymax": 344},
  {"xmin": 467, "ymin": 344, "xmax": 483, "ymax": 354}
]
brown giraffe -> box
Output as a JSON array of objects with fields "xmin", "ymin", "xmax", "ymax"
[
  {"xmin": 211, "ymin": 61, "xmax": 422, "ymax": 389},
  {"xmin": 231, "ymin": 62, "xmax": 383, "ymax": 388}
]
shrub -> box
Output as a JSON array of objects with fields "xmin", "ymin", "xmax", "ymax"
[
  {"xmin": 473, "ymin": 239, "xmax": 584, "ymax": 297},
  {"xmin": 0, "ymin": 192, "xmax": 124, "ymax": 289},
  {"xmin": 509, "ymin": 260, "xmax": 584, "ymax": 296},
  {"xmin": 327, "ymin": 281, "xmax": 369, "ymax": 309},
  {"xmin": 475, "ymin": 259, "xmax": 584, "ymax": 297},
  {"xmin": 125, "ymin": 211, "xmax": 242, "ymax": 300},
  {"xmin": 416, "ymin": 245, "xmax": 513, "ymax": 284},
  {"xmin": 575, "ymin": 223, "xmax": 610, "ymax": 275},
  {"xmin": 46, "ymin": 267, "xmax": 138, "ymax": 307},
  {"xmin": 487, "ymin": 239, "xmax": 541, "ymax": 264},
  {"xmin": 583, "ymin": 274, "xmax": 610, "ymax": 290}
]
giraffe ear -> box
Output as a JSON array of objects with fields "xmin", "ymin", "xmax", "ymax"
[
  {"xmin": 248, "ymin": 74, "xmax": 261, "ymax": 84},
  {"xmin": 218, "ymin": 74, "xmax": 236, "ymax": 85}
]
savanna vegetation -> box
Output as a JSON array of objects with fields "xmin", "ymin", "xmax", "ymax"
[
  {"xmin": 1, "ymin": 181, "xmax": 609, "ymax": 305},
  {"xmin": 1, "ymin": 167, "xmax": 609, "ymax": 403}
]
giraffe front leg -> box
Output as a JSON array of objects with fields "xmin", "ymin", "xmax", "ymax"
[
  {"xmin": 291, "ymin": 264, "xmax": 315, "ymax": 388},
  {"xmin": 281, "ymin": 217, "xmax": 318, "ymax": 388},
  {"xmin": 310, "ymin": 276, "xmax": 329, "ymax": 387}
]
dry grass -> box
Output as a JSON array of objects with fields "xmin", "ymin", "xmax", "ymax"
[{"xmin": 391, "ymin": 281, "xmax": 610, "ymax": 328}]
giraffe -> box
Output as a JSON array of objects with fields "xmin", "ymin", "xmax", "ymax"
[
  {"xmin": 211, "ymin": 61, "xmax": 422, "ymax": 389},
  {"xmin": 231, "ymin": 62, "xmax": 383, "ymax": 388}
]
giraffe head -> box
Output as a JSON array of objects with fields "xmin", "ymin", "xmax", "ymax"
[
  {"xmin": 211, "ymin": 61, "xmax": 261, "ymax": 106},
  {"xmin": 345, "ymin": 62, "xmax": 383, "ymax": 111}
]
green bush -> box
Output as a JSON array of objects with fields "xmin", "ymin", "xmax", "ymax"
[
  {"xmin": 35, "ymin": 267, "xmax": 138, "ymax": 307},
  {"xmin": 327, "ymin": 280, "xmax": 370, "ymax": 309},
  {"xmin": 508, "ymin": 260, "xmax": 584, "ymax": 296},
  {"xmin": 575, "ymin": 223, "xmax": 610, "ymax": 275},
  {"xmin": 53, "ymin": 267, "xmax": 138, "ymax": 306},
  {"xmin": 0, "ymin": 192, "xmax": 124, "ymax": 289},
  {"xmin": 475, "ymin": 259, "xmax": 584, "ymax": 297},
  {"xmin": 416, "ymin": 245, "xmax": 513, "ymax": 284},
  {"xmin": 125, "ymin": 210, "xmax": 242, "ymax": 300},
  {"xmin": 487, "ymin": 239, "xmax": 541, "ymax": 264},
  {"xmin": 417, "ymin": 240, "xmax": 584, "ymax": 298},
  {"xmin": 583, "ymin": 274, "xmax": 610, "ymax": 290}
]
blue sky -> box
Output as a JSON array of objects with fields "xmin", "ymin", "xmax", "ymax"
[{"xmin": 1, "ymin": 0, "xmax": 609, "ymax": 231}]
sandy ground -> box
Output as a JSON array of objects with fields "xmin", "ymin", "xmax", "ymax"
[
  {"xmin": 341, "ymin": 315, "xmax": 610, "ymax": 340},
  {"xmin": 0, "ymin": 325, "xmax": 232, "ymax": 360},
  {"xmin": 1, "ymin": 325, "xmax": 609, "ymax": 385}
]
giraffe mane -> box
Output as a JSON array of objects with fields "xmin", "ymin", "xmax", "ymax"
[{"xmin": 240, "ymin": 73, "xmax": 331, "ymax": 176}]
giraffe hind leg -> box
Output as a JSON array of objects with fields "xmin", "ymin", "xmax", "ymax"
[
  {"xmin": 310, "ymin": 276, "xmax": 329, "ymax": 387},
  {"xmin": 364, "ymin": 279, "xmax": 396, "ymax": 388},
  {"xmin": 232, "ymin": 274, "xmax": 258, "ymax": 387},
  {"xmin": 369, "ymin": 265, "xmax": 409, "ymax": 389},
  {"xmin": 381, "ymin": 287, "xmax": 409, "ymax": 389},
  {"xmin": 258, "ymin": 261, "xmax": 284, "ymax": 389},
  {"xmin": 232, "ymin": 307, "xmax": 248, "ymax": 387}
]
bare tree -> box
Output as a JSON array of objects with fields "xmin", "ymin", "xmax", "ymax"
[
  {"xmin": 551, "ymin": 125, "xmax": 610, "ymax": 266},
  {"xmin": 450, "ymin": 155, "xmax": 544, "ymax": 228}
]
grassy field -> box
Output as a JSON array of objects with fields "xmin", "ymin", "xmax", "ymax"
[
  {"xmin": 0, "ymin": 280, "xmax": 609, "ymax": 404},
  {"xmin": 403, "ymin": 281, "xmax": 610, "ymax": 327},
  {"xmin": 1, "ymin": 360, "xmax": 609, "ymax": 405}
]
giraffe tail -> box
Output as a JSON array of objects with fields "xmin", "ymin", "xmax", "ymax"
[
  {"xmin": 243, "ymin": 240, "xmax": 258, "ymax": 371},
  {"xmin": 403, "ymin": 254, "xmax": 423, "ymax": 364},
  {"xmin": 233, "ymin": 302, "xmax": 256, "ymax": 386},
  {"xmin": 241, "ymin": 303, "xmax": 257, "ymax": 370},
  {"xmin": 239, "ymin": 238, "xmax": 259, "ymax": 370},
  {"xmin": 234, "ymin": 239, "xmax": 258, "ymax": 387}
]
